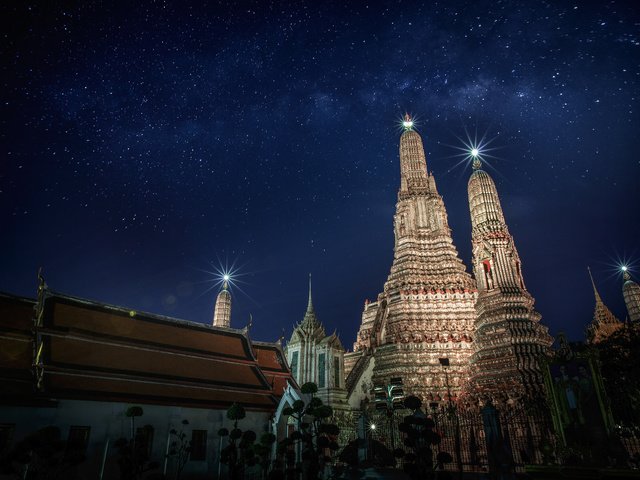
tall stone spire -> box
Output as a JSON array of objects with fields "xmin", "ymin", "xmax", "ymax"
[
  {"xmin": 623, "ymin": 268, "xmax": 640, "ymax": 322},
  {"xmin": 212, "ymin": 278, "xmax": 232, "ymax": 327},
  {"xmin": 348, "ymin": 117, "xmax": 477, "ymax": 402},
  {"xmin": 586, "ymin": 267, "xmax": 622, "ymax": 343},
  {"xmin": 301, "ymin": 273, "xmax": 321, "ymax": 329},
  {"xmin": 467, "ymin": 158, "xmax": 552, "ymax": 401},
  {"xmin": 306, "ymin": 273, "xmax": 314, "ymax": 314}
]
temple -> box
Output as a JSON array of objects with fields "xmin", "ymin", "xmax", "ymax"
[
  {"xmin": 345, "ymin": 115, "xmax": 478, "ymax": 405},
  {"xmin": 467, "ymin": 155, "xmax": 553, "ymax": 400},
  {"xmin": 0, "ymin": 277, "xmax": 293, "ymax": 478},
  {"xmin": 284, "ymin": 275, "xmax": 349, "ymax": 410}
]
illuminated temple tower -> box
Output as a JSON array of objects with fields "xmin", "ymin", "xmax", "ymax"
[
  {"xmin": 586, "ymin": 268, "xmax": 622, "ymax": 344},
  {"xmin": 345, "ymin": 116, "xmax": 477, "ymax": 403},
  {"xmin": 623, "ymin": 268, "xmax": 640, "ymax": 322},
  {"xmin": 213, "ymin": 277, "xmax": 232, "ymax": 327},
  {"xmin": 285, "ymin": 276, "xmax": 348, "ymax": 409},
  {"xmin": 467, "ymin": 156, "xmax": 552, "ymax": 400}
]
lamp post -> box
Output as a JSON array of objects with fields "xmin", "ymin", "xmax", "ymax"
[
  {"xmin": 373, "ymin": 377, "xmax": 404, "ymax": 450},
  {"xmin": 439, "ymin": 358, "xmax": 463, "ymax": 479}
]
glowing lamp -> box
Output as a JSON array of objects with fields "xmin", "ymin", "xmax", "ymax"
[
  {"xmin": 471, "ymin": 148, "xmax": 479, "ymax": 157},
  {"xmin": 403, "ymin": 120, "xmax": 413, "ymax": 129},
  {"xmin": 622, "ymin": 266, "xmax": 628, "ymax": 272},
  {"xmin": 223, "ymin": 274, "xmax": 230, "ymax": 281},
  {"xmin": 370, "ymin": 423, "xmax": 376, "ymax": 430}
]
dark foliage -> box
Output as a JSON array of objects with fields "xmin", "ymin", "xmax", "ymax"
[
  {"xmin": 0, "ymin": 426, "xmax": 86, "ymax": 479},
  {"xmin": 393, "ymin": 396, "xmax": 453, "ymax": 480},
  {"xmin": 276, "ymin": 382, "xmax": 341, "ymax": 479},
  {"xmin": 167, "ymin": 419, "xmax": 191, "ymax": 480},
  {"xmin": 218, "ymin": 403, "xmax": 276, "ymax": 480},
  {"xmin": 596, "ymin": 323, "xmax": 640, "ymax": 425}
]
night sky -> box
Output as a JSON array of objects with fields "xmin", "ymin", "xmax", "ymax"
[{"xmin": 2, "ymin": 1, "xmax": 639, "ymax": 347}]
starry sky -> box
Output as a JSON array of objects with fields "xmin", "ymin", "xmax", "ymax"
[{"xmin": 2, "ymin": 1, "xmax": 639, "ymax": 347}]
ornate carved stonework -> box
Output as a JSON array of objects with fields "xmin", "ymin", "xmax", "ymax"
[
  {"xmin": 348, "ymin": 118, "xmax": 477, "ymax": 402},
  {"xmin": 467, "ymin": 159, "xmax": 552, "ymax": 400}
]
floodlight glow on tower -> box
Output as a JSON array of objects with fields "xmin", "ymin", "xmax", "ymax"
[{"xmin": 445, "ymin": 127, "xmax": 501, "ymax": 172}]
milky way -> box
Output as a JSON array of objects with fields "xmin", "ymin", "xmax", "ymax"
[{"xmin": 2, "ymin": 0, "xmax": 639, "ymax": 344}]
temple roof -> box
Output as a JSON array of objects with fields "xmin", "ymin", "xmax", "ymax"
[{"xmin": 0, "ymin": 288, "xmax": 294, "ymax": 411}]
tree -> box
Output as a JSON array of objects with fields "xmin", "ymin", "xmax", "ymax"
[
  {"xmin": 218, "ymin": 403, "xmax": 275, "ymax": 480},
  {"xmin": 595, "ymin": 323, "xmax": 640, "ymax": 426},
  {"xmin": 115, "ymin": 407, "xmax": 159, "ymax": 480},
  {"xmin": 167, "ymin": 419, "xmax": 190, "ymax": 480},
  {"xmin": 277, "ymin": 382, "xmax": 341, "ymax": 480},
  {"xmin": 125, "ymin": 406, "xmax": 144, "ymax": 441},
  {"xmin": 394, "ymin": 396, "xmax": 452, "ymax": 480},
  {"xmin": 0, "ymin": 426, "xmax": 86, "ymax": 479}
]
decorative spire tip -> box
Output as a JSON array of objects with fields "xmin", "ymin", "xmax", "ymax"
[
  {"xmin": 402, "ymin": 113, "xmax": 414, "ymax": 130},
  {"xmin": 306, "ymin": 273, "xmax": 314, "ymax": 313},
  {"xmin": 587, "ymin": 266, "xmax": 602, "ymax": 303}
]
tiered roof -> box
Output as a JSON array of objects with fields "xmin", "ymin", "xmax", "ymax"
[{"xmin": 0, "ymin": 287, "xmax": 293, "ymax": 411}]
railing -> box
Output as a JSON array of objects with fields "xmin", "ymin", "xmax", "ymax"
[{"xmin": 361, "ymin": 403, "xmax": 556, "ymax": 473}]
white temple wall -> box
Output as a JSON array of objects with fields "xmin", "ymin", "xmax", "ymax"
[{"xmin": 1, "ymin": 399, "xmax": 271, "ymax": 480}]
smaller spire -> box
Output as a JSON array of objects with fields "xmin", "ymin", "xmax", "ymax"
[
  {"xmin": 587, "ymin": 266, "xmax": 602, "ymax": 303},
  {"xmin": 472, "ymin": 157, "xmax": 482, "ymax": 170},
  {"xmin": 307, "ymin": 273, "xmax": 314, "ymax": 314},
  {"xmin": 586, "ymin": 266, "xmax": 623, "ymax": 343}
]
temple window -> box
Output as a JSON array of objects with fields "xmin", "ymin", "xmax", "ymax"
[
  {"xmin": 482, "ymin": 259, "xmax": 494, "ymax": 289},
  {"xmin": 318, "ymin": 353, "xmax": 326, "ymax": 388},
  {"xmin": 290, "ymin": 351, "xmax": 299, "ymax": 380},
  {"xmin": 190, "ymin": 430, "xmax": 208, "ymax": 461}
]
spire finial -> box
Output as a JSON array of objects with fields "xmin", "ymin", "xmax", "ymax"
[
  {"xmin": 588, "ymin": 266, "xmax": 602, "ymax": 303},
  {"xmin": 622, "ymin": 266, "xmax": 631, "ymax": 281},
  {"xmin": 402, "ymin": 113, "xmax": 414, "ymax": 131},
  {"xmin": 222, "ymin": 274, "xmax": 230, "ymax": 291},
  {"xmin": 471, "ymin": 148, "xmax": 482, "ymax": 170},
  {"xmin": 306, "ymin": 273, "xmax": 314, "ymax": 313}
]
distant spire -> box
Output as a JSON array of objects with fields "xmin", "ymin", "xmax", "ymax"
[
  {"xmin": 587, "ymin": 266, "xmax": 602, "ymax": 303},
  {"xmin": 623, "ymin": 268, "xmax": 640, "ymax": 322},
  {"xmin": 586, "ymin": 266, "xmax": 622, "ymax": 343},
  {"xmin": 212, "ymin": 279, "xmax": 232, "ymax": 327},
  {"xmin": 306, "ymin": 273, "xmax": 314, "ymax": 314}
]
